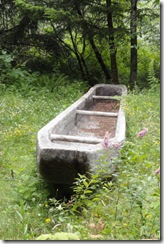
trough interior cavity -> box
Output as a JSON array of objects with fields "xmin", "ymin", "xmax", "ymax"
[
  {"xmin": 70, "ymin": 99, "xmax": 120, "ymax": 138},
  {"xmin": 96, "ymin": 86, "xmax": 123, "ymax": 96},
  {"xmin": 52, "ymin": 98, "xmax": 120, "ymax": 140}
]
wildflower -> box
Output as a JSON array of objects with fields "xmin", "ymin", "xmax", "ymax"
[
  {"xmin": 155, "ymin": 168, "xmax": 160, "ymax": 174},
  {"xmin": 32, "ymin": 198, "xmax": 35, "ymax": 202},
  {"xmin": 146, "ymin": 214, "xmax": 152, "ymax": 219},
  {"xmin": 102, "ymin": 131, "xmax": 111, "ymax": 147},
  {"xmin": 137, "ymin": 127, "xmax": 148, "ymax": 138},
  {"xmin": 112, "ymin": 142, "xmax": 121, "ymax": 148},
  {"xmin": 45, "ymin": 218, "xmax": 51, "ymax": 223},
  {"xmin": 154, "ymin": 141, "xmax": 159, "ymax": 145}
]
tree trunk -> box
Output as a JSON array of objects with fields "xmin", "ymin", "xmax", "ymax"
[
  {"xmin": 129, "ymin": 0, "xmax": 138, "ymax": 89},
  {"xmin": 80, "ymin": 54, "xmax": 90, "ymax": 79},
  {"xmin": 75, "ymin": 7, "xmax": 111, "ymax": 82},
  {"xmin": 88, "ymin": 36, "xmax": 111, "ymax": 81},
  {"xmin": 106, "ymin": 0, "xmax": 119, "ymax": 84},
  {"xmin": 69, "ymin": 28, "xmax": 87, "ymax": 80},
  {"xmin": 80, "ymin": 38, "xmax": 90, "ymax": 79}
]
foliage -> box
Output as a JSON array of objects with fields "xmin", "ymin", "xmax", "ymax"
[
  {"xmin": 0, "ymin": 51, "xmax": 39, "ymax": 88},
  {"xmin": 0, "ymin": 79, "xmax": 160, "ymax": 240},
  {"xmin": 147, "ymin": 60, "xmax": 160, "ymax": 90},
  {"xmin": 0, "ymin": 0, "xmax": 160, "ymax": 87},
  {"xmin": 0, "ymin": 51, "xmax": 88, "ymax": 100}
]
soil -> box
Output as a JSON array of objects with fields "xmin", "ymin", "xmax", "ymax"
[{"xmin": 70, "ymin": 100, "xmax": 120, "ymax": 138}]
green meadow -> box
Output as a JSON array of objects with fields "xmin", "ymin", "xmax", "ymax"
[{"xmin": 0, "ymin": 82, "xmax": 160, "ymax": 240}]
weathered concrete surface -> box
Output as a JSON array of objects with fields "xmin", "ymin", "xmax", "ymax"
[{"xmin": 36, "ymin": 84, "xmax": 127, "ymax": 185}]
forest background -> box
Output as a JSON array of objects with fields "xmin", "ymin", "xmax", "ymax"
[
  {"xmin": 0, "ymin": 0, "xmax": 160, "ymax": 89},
  {"xmin": 0, "ymin": 0, "xmax": 160, "ymax": 241}
]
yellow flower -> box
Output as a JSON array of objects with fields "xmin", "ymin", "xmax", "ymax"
[
  {"xmin": 146, "ymin": 214, "xmax": 152, "ymax": 219},
  {"xmin": 45, "ymin": 218, "xmax": 51, "ymax": 223},
  {"xmin": 154, "ymin": 141, "xmax": 159, "ymax": 145}
]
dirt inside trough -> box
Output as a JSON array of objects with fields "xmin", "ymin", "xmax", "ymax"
[{"xmin": 70, "ymin": 100, "xmax": 120, "ymax": 139}]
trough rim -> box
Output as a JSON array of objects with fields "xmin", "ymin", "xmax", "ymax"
[{"xmin": 37, "ymin": 84, "xmax": 127, "ymax": 153}]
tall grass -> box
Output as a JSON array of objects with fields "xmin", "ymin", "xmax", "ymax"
[
  {"xmin": 0, "ymin": 79, "xmax": 88, "ymax": 240},
  {"xmin": 0, "ymin": 80, "xmax": 160, "ymax": 240}
]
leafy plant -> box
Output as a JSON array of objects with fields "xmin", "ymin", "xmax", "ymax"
[{"xmin": 147, "ymin": 60, "xmax": 160, "ymax": 90}]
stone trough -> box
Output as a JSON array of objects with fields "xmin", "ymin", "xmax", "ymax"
[{"xmin": 36, "ymin": 84, "xmax": 127, "ymax": 186}]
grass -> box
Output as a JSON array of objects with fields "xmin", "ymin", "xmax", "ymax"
[{"xmin": 0, "ymin": 82, "xmax": 160, "ymax": 240}]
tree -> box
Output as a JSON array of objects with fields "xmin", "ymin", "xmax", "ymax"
[
  {"xmin": 72, "ymin": 1, "xmax": 111, "ymax": 82},
  {"xmin": 129, "ymin": 0, "xmax": 138, "ymax": 89},
  {"xmin": 0, "ymin": 0, "xmax": 160, "ymax": 88},
  {"xmin": 106, "ymin": 0, "xmax": 119, "ymax": 84}
]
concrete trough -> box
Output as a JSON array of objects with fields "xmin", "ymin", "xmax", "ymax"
[{"xmin": 36, "ymin": 84, "xmax": 127, "ymax": 185}]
